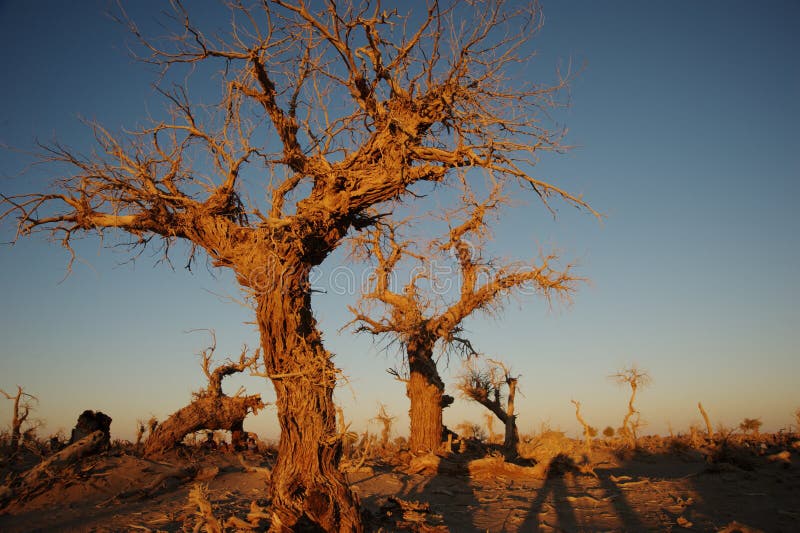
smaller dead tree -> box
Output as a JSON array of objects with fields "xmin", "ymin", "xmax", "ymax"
[
  {"xmin": 698, "ymin": 402, "xmax": 714, "ymax": 442},
  {"xmin": 144, "ymin": 335, "xmax": 264, "ymax": 457},
  {"xmin": 458, "ymin": 358, "xmax": 520, "ymax": 455},
  {"xmin": 372, "ymin": 404, "xmax": 396, "ymax": 449},
  {"xmin": 739, "ymin": 418, "xmax": 763, "ymax": 436},
  {"xmin": 0, "ymin": 386, "xmax": 37, "ymax": 451},
  {"xmin": 484, "ymin": 413, "xmax": 500, "ymax": 444},
  {"xmin": 571, "ymin": 400, "xmax": 594, "ymax": 456},
  {"xmin": 351, "ymin": 183, "xmax": 579, "ymax": 454},
  {"xmin": 610, "ymin": 366, "xmax": 651, "ymax": 447}
]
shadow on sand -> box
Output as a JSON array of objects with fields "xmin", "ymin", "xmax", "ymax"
[{"xmin": 374, "ymin": 436, "xmax": 800, "ymax": 532}]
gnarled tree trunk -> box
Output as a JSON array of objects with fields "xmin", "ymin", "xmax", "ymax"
[
  {"xmin": 255, "ymin": 265, "xmax": 361, "ymax": 532},
  {"xmin": 406, "ymin": 341, "xmax": 450, "ymax": 454},
  {"xmin": 144, "ymin": 395, "xmax": 262, "ymax": 457}
]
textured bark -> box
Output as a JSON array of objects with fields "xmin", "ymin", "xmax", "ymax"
[
  {"xmin": 256, "ymin": 267, "xmax": 361, "ymax": 532},
  {"xmin": 0, "ymin": 4, "xmax": 597, "ymax": 530},
  {"xmin": 406, "ymin": 341, "xmax": 447, "ymax": 454},
  {"xmin": 144, "ymin": 395, "xmax": 262, "ymax": 457}
]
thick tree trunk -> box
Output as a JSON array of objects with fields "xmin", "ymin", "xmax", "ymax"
[
  {"xmin": 474, "ymin": 398, "xmax": 519, "ymax": 456},
  {"xmin": 255, "ymin": 267, "xmax": 362, "ymax": 532},
  {"xmin": 406, "ymin": 342, "xmax": 446, "ymax": 453},
  {"xmin": 143, "ymin": 395, "xmax": 262, "ymax": 457},
  {"xmin": 503, "ymin": 378, "xmax": 519, "ymax": 453}
]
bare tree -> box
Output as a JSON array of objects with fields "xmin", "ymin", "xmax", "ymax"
[
  {"xmin": 372, "ymin": 404, "xmax": 395, "ymax": 448},
  {"xmin": 459, "ymin": 358, "xmax": 521, "ymax": 454},
  {"xmin": 145, "ymin": 334, "xmax": 264, "ymax": 457},
  {"xmin": 1, "ymin": 2, "xmax": 593, "ymax": 528},
  {"xmin": 484, "ymin": 412, "xmax": 500, "ymax": 444},
  {"xmin": 738, "ymin": 417, "xmax": 762, "ymax": 436},
  {"xmin": 351, "ymin": 184, "xmax": 579, "ymax": 453},
  {"xmin": 610, "ymin": 366, "xmax": 651, "ymax": 447},
  {"xmin": 698, "ymin": 401, "xmax": 714, "ymax": 442},
  {"xmin": 571, "ymin": 399, "xmax": 594, "ymax": 456},
  {"xmin": 0, "ymin": 386, "xmax": 37, "ymax": 451}
]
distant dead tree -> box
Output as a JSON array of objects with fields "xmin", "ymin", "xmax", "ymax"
[
  {"xmin": 145, "ymin": 334, "xmax": 264, "ymax": 457},
  {"xmin": 351, "ymin": 185, "xmax": 579, "ymax": 453},
  {"xmin": 1, "ymin": 1, "xmax": 595, "ymax": 528},
  {"xmin": 484, "ymin": 413, "xmax": 500, "ymax": 443},
  {"xmin": 0, "ymin": 386, "xmax": 37, "ymax": 451},
  {"xmin": 458, "ymin": 358, "xmax": 521, "ymax": 455},
  {"xmin": 372, "ymin": 404, "xmax": 396, "ymax": 448},
  {"xmin": 610, "ymin": 365, "xmax": 651, "ymax": 447},
  {"xmin": 697, "ymin": 402, "xmax": 714, "ymax": 441},
  {"xmin": 738, "ymin": 417, "xmax": 763, "ymax": 436},
  {"xmin": 571, "ymin": 400, "xmax": 595, "ymax": 455}
]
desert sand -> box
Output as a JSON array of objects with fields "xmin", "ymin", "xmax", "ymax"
[{"xmin": 2, "ymin": 431, "xmax": 798, "ymax": 532}]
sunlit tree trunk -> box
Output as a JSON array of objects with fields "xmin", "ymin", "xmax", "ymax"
[
  {"xmin": 255, "ymin": 262, "xmax": 361, "ymax": 532},
  {"xmin": 406, "ymin": 340, "xmax": 446, "ymax": 454},
  {"xmin": 503, "ymin": 377, "xmax": 519, "ymax": 453}
]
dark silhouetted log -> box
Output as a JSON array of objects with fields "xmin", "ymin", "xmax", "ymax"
[{"xmin": 0, "ymin": 430, "xmax": 106, "ymax": 507}]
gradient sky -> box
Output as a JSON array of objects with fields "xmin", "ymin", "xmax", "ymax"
[{"xmin": 0, "ymin": 1, "xmax": 797, "ymax": 442}]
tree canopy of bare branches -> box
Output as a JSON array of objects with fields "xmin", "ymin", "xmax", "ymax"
[
  {"xmin": 1, "ymin": 2, "xmax": 593, "ymax": 529},
  {"xmin": 350, "ymin": 182, "xmax": 579, "ymax": 452},
  {"xmin": 610, "ymin": 365, "xmax": 651, "ymax": 446},
  {"xmin": 458, "ymin": 357, "xmax": 522, "ymax": 454}
]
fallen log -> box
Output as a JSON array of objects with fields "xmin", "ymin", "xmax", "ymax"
[
  {"xmin": 0, "ymin": 430, "xmax": 105, "ymax": 507},
  {"xmin": 143, "ymin": 394, "xmax": 263, "ymax": 457}
]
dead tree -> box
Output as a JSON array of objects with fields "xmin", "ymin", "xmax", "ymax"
[
  {"xmin": 571, "ymin": 400, "xmax": 594, "ymax": 456},
  {"xmin": 0, "ymin": 386, "xmax": 37, "ymax": 451},
  {"xmin": 698, "ymin": 401, "xmax": 714, "ymax": 442},
  {"xmin": 458, "ymin": 358, "xmax": 521, "ymax": 454},
  {"xmin": 372, "ymin": 404, "xmax": 396, "ymax": 448},
  {"xmin": 484, "ymin": 413, "xmax": 500, "ymax": 444},
  {"xmin": 144, "ymin": 337, "xmax": 264, "ymax": 457},
  {"xmin": 352, "ymin": 184, "xmax": 579, "ymax": 453},
  {"xmin": 69, "ymin": 410, "xmax": 112, "ymax": 447},
  {"xmin": 1, "ymin": 2, "xmax": 594, "ymax": 528},
  {"xmin": 610, "ymin": 366, "xmax": 651, "ymax": 447}
]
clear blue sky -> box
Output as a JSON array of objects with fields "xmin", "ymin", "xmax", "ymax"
[{"xmin": 0, "ymin": 1, "xmax": 797, "ymax": 441}]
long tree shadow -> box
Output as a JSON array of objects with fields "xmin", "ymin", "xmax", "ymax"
[
  {"xmin": 595, "ymin": 469, "xmax": 648, "ymax": 531},
  {"xmin": 518, "ymin": 453, "xmax": 648, "ymax": 531},
  {"xmin": 413, "ymin": 452, "xmax": 485, "ymax": 532},
  {"xmin": 365, "ymin": 434, "xmax": 800, "ymax": 531},
  {"xmin": 519, "ymin": 465, "xmax": 578, "ymax": 531}
]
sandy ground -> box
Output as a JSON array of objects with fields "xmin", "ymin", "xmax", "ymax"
[{"xmin": 1, "ymin": 437, "xmax": 799, "ymax": 532}]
